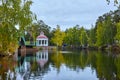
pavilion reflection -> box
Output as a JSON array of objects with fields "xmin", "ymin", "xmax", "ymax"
[
  {"xmin": 16, "ymin": 50, "xmax": 48, "ymax": 80},
  {"xmin": 36, "ymin": 50, "xmax": 48, "ymax": 68}
]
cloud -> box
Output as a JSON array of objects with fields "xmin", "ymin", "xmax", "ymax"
[{"xmin": 31, "ymin": 0, "xmax": 117, "ymax": 30}]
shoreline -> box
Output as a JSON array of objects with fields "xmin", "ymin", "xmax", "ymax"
[{"xmin": 0, "ymin": 45, "xmax": 120, "ymax": 58}]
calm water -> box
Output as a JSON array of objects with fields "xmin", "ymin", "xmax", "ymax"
[{"xmin": 0, "ymin": 50, "xmax": 120, "ymax": 80}]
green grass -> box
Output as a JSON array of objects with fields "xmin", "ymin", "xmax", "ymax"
[
  {"xmin": 25, "ymin": 41, "xmax": 30, "ymax": 45},
  {"xmin": 25, "ymin": 41, "xmax": 36, "ymax": 45}
]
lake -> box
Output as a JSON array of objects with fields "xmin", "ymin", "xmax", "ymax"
[{"xmin": 0, "ymin": 50, "xmax": 120, "ymax": 80}]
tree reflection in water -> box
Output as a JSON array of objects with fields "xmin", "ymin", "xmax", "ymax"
[{"xmin": 0, "ymin": 50, "xmax": 120, "ymax": 80}]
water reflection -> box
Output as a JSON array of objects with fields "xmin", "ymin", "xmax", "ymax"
[
  {"xmin": 0, "ymin": 50, "xmax": 120, "ymax": 80},
  {"xmin": 36, "ymin": 50, "xmax": 48, "ymax": 68},
  {"xmin": 17, "ymin": 50, "xmax": 49, "ymax": 80}
]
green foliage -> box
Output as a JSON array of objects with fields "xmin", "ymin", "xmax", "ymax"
[
  {"xmin": 104, "ymin": 16, "xmax": 115, "ymax": 45},
  {"xmin": 88, "ymin": 26, "xmax": 96, "ymax": 46},
  {"xmin": 64, "ymin": 25, "xmax": 81, "ymax": 46},
  {"xmin": 96, "ymin": 22, "xmax": 104, "ymax": 47},
  {"xmin": 0, "ymin": 23, "xmax": 18, "ymax": 54},
  {"xmin": 96, "ymin": 15, "xmax": 116, "ymax": 47},
  {"xmin": 51, "ymin": 25, "xmax": 65, "ymax": 46},
  {"xmin": 0, "ymin": 0, "xmax": 34, "ymax": 54},
  {"xmin": 79, "ymin": 27, "xmax": 88, "ymax": 46},
  {"xmin": 115, "ymin": 22, "xmax": 120, "ymax": 45}
]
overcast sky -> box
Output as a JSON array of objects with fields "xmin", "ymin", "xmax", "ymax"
[{"xmin": 31, "ymin": 0, "xmax": 117, "ymax": 30}]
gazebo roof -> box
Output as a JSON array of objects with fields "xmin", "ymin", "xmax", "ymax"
[{"xmin": 37, "ymin": 31, "xmax": 48, "ymax": 39}]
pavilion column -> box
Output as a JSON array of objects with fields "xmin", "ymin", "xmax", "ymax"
[
  {"xmin": 37, "ymin": 40, "xmax": 38, "ymax": 46},
  {"xmin": 44, "ymin": 40, "xmax": 45, "ymax": 46},
  {"xmin": 45, "ymin": 40, "xmax": 46, "ymax": 46},
  {"xmin": 43, "ymin": 40, "xmax": 44, "ymax": 46},
  {"xmin": 39, "ymin": 40, "xmax": 40, "ymax": 46},
  {"xmin": 44, "ymin": 40, "xmax": 46, "ymax": 46},
  {"xmin": 40, "ymin": 40, "xmax": 42, "ymax": 46},
  {"xmin": 46, "ymin": 40, "xmax": 48, "ymax": 46},
  {"xmin": 41, "ymin": 40, "xmax": 43, "ymax": 46},
  {"xmin": 37, "ymin": 40, "xmax": 40, "ymax": 46}
]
